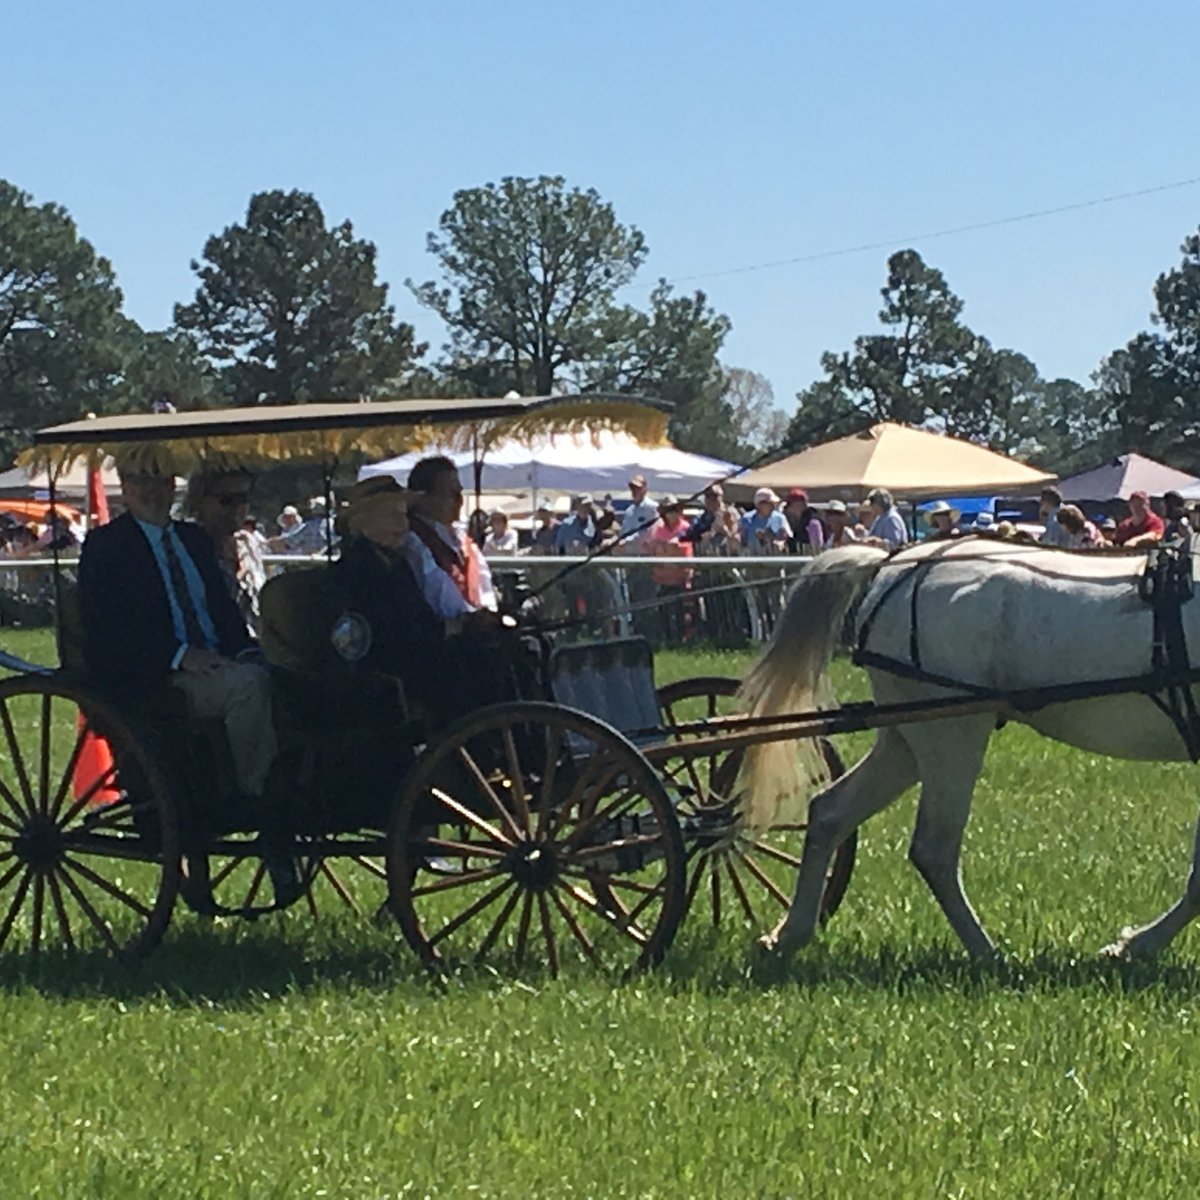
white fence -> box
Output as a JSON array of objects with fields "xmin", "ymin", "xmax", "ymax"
[{"xmin": 1, "ymin": 552, "xmax": 814, "ymax": 645}]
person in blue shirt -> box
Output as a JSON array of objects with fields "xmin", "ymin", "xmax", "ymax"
[
  {"xmin": 865, "ymin": 487, "xmax": 909, "ymax": 550},
  {"xmin": 553, "ymin": 494, "xmax": 599, "ymax": 555},
  {"xmin": 739, "ymin": 488, "xmax": 792, "ymax": 553}
]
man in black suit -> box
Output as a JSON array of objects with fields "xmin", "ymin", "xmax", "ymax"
[{"xmin": 79, "ymin": 456, "xmax": 294, "ymax": 906}]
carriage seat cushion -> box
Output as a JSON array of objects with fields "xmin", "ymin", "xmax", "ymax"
[{"xmin": 549, "ymin": 638, "xmax": 660, "ymax": 737}]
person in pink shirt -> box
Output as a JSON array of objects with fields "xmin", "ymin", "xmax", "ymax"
[{"xmin": 648, "ymin": 496, "xmax": 694, "ymax": 642}]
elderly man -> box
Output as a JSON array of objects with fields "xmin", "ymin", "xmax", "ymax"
[
  {"xmin": 620, "ymin": 474, "xmax": 660, "ymax": 547},
  {"xmin": 682, "ymin": 483, "xmax": 736, "ymax": 553},
  {"xmin": 78, "ymin": 451, "xmax": 295, "ymax": 908},
  {"xmin": 739, "ymin": 488, "xmax": 792, "ymax": 552},
  {"xmin": 864, "ymin": 487, "xmax": 909, "ymax": 549},
  {"xmin": 401, "ymin": 456, "xmax": 498, "ymax": 620},
  {"xmin": 553, "ymin": 494, "xmax": 598, "ymax": 555}
]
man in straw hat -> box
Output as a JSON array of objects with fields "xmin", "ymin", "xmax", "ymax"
[
  {"xmin": 79, "ymin": 447, "xmax": 297, "ymax": 908},
  {"xmin": 924, "ymin": 499, "xmax": 961, "ymax": 539}
]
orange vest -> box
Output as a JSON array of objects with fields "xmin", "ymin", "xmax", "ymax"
[{"xmin": 410, "ymin": 516, "xmax": 482, "ymax": 606}]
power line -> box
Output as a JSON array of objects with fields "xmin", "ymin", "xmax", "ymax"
[{"xmin": 662, "ymin": 175, "xmax": 1200, "ymax": 286}]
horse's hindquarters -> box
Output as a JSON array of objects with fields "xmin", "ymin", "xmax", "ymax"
[{"xmin": 1018, "ymin": 692, "xmax": 1195, "ymax": 763}]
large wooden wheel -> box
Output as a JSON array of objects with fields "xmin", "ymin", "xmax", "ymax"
[
  {"xmin": 387, "ymin": 702, "xmax": 687, "ymax": 975},
  {"xmin": 655, "ymin": 676, "xmax": 856, "ymax": 933},
  {"xmin": 0, "ymin": 675, "xmax": 179, "ymax": 957}
]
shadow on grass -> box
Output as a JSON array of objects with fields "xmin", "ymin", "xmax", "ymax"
[
  {"xmin": 0, "ymin": 924, "xmax": 444, "ymax": 1008},
  {"xmin": 660, "ymin": 934, "xmax": 1200, "ymax": 998}
]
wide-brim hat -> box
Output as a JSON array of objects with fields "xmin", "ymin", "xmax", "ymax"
[
  {"xmin": 924, "ymin": 500, "xmax": 962, "ymax": 526},
  {"xmin": 336, "ymin": 476, "xmax": 408, "ymax": 537},
  {"xmin": 822, "ymin": 499, "xmax": 848, "ymax": 514},
  {"xmin": 753, "ymin": 487, "xmax": 780, "ymax": 505}
]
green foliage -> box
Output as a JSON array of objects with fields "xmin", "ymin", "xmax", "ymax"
[
  {"xmin": 174, "ymin": 189, "xmax": 424, "ymax": 406},
  {"xmin": 1092, "ymin": 228, "xmax": 1200, "ymax": 473},
  {"xmin": 0, "ymin": 179, "xmax": 130, "ymax": 462},
  {"xmin": 411, "ymin": 175, "xmax": 649, "ymax": 397},
  {"xmin": 787, "ymin": 250, "xmax": 1099, "ymax": 475}
]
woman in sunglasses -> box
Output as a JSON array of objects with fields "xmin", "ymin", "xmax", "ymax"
[{"xmin": 184, "ymin": 467, "xmax": 265, "ymax": 636}]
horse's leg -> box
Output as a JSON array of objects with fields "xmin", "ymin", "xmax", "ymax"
[
  {"xmin": 1102, "ymin": 811, "xmax": 1200, "ymax": 960},
  {"xmin": 762, "ymin": 728, "xmax": 917, "ymax": 954},
  {"xmin": 902, "ymin": 715, "xmax": 998, "ymax": 958}
]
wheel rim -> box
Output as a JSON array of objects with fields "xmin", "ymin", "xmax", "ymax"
[
  {"xmin": 388, "ymin": 703, "xmax": 686, "ymax": 975},
  {"xmin": 655, "ymin": 677, "xmax": 856, "ymax": 932},
  {"xmin": 0, "ymin": 678, "xmax": 179, "ymax": 957}
]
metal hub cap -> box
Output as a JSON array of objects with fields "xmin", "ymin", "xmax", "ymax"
[
  {"xmin": 508, "ymin": 842, "xmax": 558, "ymax": 890},
  {"xmin": 13, "ymin": 817, "xmax": 64, "ymax": 870}
]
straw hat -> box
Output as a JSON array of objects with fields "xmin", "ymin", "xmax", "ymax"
[
  {"xmin": 336, "ymin": 477, "xmax": 408, "ymax": 537},
  {"xmin": 924, "ymin": 500, "xmax": 962, "ymax": 527},
  {"xmin": 753, "ymin": 487, "xmax": 779, "ymax": 505}
]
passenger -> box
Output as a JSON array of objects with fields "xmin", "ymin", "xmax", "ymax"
[
  {"xmin": 184, "ymin": 467, "xmax": 264, "ymax": 636},
  {"xmin": 78, "ymin": 450, "xmax": 295, "ymax": 907},
  {"xmin": 332, "ymin": 477, "xmax": 450, "ymax": 717},
  {"xmin": 401, "ymin": 456, "xmax": 498, "ymax": 621}
]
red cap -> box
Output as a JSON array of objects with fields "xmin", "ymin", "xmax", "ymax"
[{"xmin": 786, "ymin": 488, "xmax": 809, "ymax": 504}]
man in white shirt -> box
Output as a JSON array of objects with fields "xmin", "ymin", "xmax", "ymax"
[
  {"xmin": 400, "ymin": 456, "xmax": 498, "ymax": 620},
  {"xmin": 620, "ymin": 474, "xmax": 660, "ymax": 548}
]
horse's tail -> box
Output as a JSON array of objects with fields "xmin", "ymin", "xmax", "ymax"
[{"xmin": 737, "ymin": 544, "xmax": 888, "ymax": 829}]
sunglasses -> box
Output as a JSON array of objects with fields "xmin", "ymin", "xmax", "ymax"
[{"xmin": 210, "ymin": 492, "xmax": 251, "ymax": 508}]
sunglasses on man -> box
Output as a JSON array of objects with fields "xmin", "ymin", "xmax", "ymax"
[{"xmin": 210, "ymin": 491, "xmax": 252, "ymax": 508}]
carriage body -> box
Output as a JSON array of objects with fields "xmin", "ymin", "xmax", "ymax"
[{"xmin": 0, "ymin": 395, "xmax": 853, "ymax": 972}]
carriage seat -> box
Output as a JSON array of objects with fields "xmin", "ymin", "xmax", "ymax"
[{"xmin": 549, "ymin": 638, "xmax": 661, "ymax": 741}]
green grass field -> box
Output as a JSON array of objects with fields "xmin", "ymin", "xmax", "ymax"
[{"xmin": 2, "ymin": 628, "xmax": 1200, "ymax": 1197}]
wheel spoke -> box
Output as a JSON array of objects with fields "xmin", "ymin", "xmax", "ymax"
[
  {"xmin": 537, "ymin": 892, "xmax": 559, "ymax": 975},
  {"xmin": 47, "ymin": 872, "xmax": 76, "ymax": 951},
  {"xmin": 741, "ymin": 837, "xmax": 802, "ymax": 870},
  {"xmin": 683, "ymin": 858, "xmax": 707, "ymax": 912},
  {"xmin": 350, "ymin": 855, "xmax": 388, "ymax": 880},
  {"xmin": 0, "ymin": 806, "xmax": 24, "ymax": 835},
  {"xmin": 420, "ymin": 837, "xmax": 509, "ymax": 862},
  {"xmin": 427, "ymin": 878, "xmax": 513, "ymax": 948},
  {"xmin": 244, "ymin": 862, "xmax": 267, "ymax": 908},
  {"xmin": 567, "ymin": 832, "xmax": 665, "ymax": 864},
  {"xmin": 735, "ymin": 849, "xmax": 791, "ymax": 908},
  {"xmin": 57, "ymin": 764, "xmax": 121, "ymax": 830},
  {"xmin": 63, "ymin": 856, "xmax": 153, "ymax": 919},
  {"xmin": 318, "ymin": 862, "xmax": 362, "ymax": 915},
  {"xmin": 73, "ymin": 797, "xmax": 143, "ymax": 835},
  {"xmin": 0, "ymin": 702, "xmax": 35, "ymax": 822},
  {"xmin": 0, "ymin": 867, "xmax": 33, "ymax": 950},
  {"xmin": 581, "ymin": 873, "xmax": 663, "ymax": 898},
  {"xmin": 473, "ymin": 885, "xmax": 522, "ymax": 962},
  {"xmin": 56, "ymin": 867, "xmax": 122, "ymax": 955},
  {"xmin": 37, "ymin": 693, "xmax": 52, "ymax": 816},
  {"xmin": 559, "ymin": 781, "xmax": 642, "ymax": 854},
  {"xmin": 29, "ymin": 872, "xmax": 45, "ymax": 953},
  {"xmin": 559, "ymin": 880, "xmax": 649, "ymax": 946},
  {"xmin": 513, "ymin": 891, "xmax": 534, "ymax": 966},
  {"xmin": 455, "ymin": 748, "xmax": 524, "ymax": 842},
  {"xmin": 555, "ymin": 752, "xmax": 623, "ymax": 841},
  {"xmin": 549, "ymin": 888, "xmax": 600, "ymax": 969},
  {"xmin": 411, "ymin": 866, "xmax": 506, "ymax": 897},
  {"xmin": 209, "ymin": 855, "xmax": 244, "ymax": 888},
  {"xmin": 48, "ymin": 720, "xmax": 92, "ymax": 822},
  {"xmin": 711, "ymin": 867, "xmax": 721, "ymax": 926},
  {"xmin": 725, "ymin": 861, "xmax": 757, "ymax": 924},
  {"xmin": 501, "ymin": 729, "xmax": 532, "ymax": 832},
  {"xmin": 534, "ymin": 725, "xmax": 564, "ymax": 838},
  {"xmin": 0, "ymin": 859, "xmax": 25, "ymax": 894},
  {"xmin": 428, "ymin": 786, "xmax": 514, "ymax": 848}
]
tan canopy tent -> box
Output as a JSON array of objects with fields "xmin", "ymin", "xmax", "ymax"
[{"xmin": 736, "ymin": 422, "xmax": 1055, "ymax": 501}]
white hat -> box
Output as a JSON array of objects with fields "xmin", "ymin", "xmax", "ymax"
[
  {"xmin": 924, "ymin": 500, "xmax": 962, "ymax": 526},
  {"xmin": 974, "ymin": 511, "xmax": 995, "ymax": 529},
  {"xmin": 823, "ymin": 499, "xmax": 848, "ymax": 514},
  {"xmin": 753, "ymin": 487, "xmax": 779, "ymax": 505}
]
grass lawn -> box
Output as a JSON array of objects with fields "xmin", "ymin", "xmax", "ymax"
[{"xmin": 2, "ymin": 628, "xmax": 1200, "ymax": 1197}]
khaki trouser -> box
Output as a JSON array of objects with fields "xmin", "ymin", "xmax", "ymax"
[{"xmin": 171, "ymin": 661, "xmax": 277, "ymax": 797}]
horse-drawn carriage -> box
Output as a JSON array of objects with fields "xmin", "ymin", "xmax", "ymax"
[{"xmin": 0, "ymin": 396, "xmax": 854, "ymax": 975}]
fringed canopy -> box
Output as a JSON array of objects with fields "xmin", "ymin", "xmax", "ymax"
[{"xmin": 22, "ymin": 394, "xmax": 670, "ymax": 477}]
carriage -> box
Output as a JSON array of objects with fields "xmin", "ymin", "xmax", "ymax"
[{"xmin": 0, "ymin": 395, "xmax": 856, "ymax": 975}]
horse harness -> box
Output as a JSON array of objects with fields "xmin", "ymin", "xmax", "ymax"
[{"xmin": 849, "ymin": 537, "xmax": 1200, "ymax": 762}]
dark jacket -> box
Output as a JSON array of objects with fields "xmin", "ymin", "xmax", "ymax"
[
  {"xmin": 331, "ymin": 535, "xmax": 447, "ymax": 699},
  {"xmin": 79, "ymin": 512, "xmax": 251, "ymax": 692}
]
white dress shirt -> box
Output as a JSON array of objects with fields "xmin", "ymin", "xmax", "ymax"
[{"xmin": 401, "ymin": 521, "xmax": 498, "ymax": 618}]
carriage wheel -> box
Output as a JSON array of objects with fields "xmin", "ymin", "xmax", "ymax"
[
  {"xmin": 387, "ymin": 702, "xmax": 686, "ymax": 976},
  {"xmin": 655, "ymin": 676, "xmax": 856, "ymax": 932},
  {"xmin": 0, "ymin": 676, "xmax": 179, "ymax": 957}
]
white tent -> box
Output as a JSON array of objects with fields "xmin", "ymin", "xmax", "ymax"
[
  {"xmin": 0, "ymin": 459, "xmax": 120, "ymax": 500},
  {"xmin": 359, "ymin": 429, "xmax": 739, "ymax": 507}
]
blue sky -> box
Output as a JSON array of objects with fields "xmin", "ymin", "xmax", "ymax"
[{"xmin": 8, "ymin": 1, "xmax": 1200, "ymax": 414}]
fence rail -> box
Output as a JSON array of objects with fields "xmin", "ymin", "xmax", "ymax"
[{"xmin": 1, "ymin": 552, "xmax": 815, "ymax": 645}]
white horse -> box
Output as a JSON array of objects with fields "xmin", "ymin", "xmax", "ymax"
[{"xmin": 738, "ymin": 537, "xmax": 1200, "ymax": 960}]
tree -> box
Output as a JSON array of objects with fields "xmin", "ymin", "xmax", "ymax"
[
  {"xmin": 0, "ymin": 179, "xmax": 129, "ymax": 462},
  {"xmin": 174, "ymin": 189, "xmax": 423, "ymax": 405},
  {"xmin": 720, "ymin": 367, "xmax": 789, "ymax": 458},
  {"xmin": 116, "ymin": 327, "xmax": 221, "ymax": 413},
  {"xmin": 411, "ymin": 176, "xmax": 648, "ymax": 397}
]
